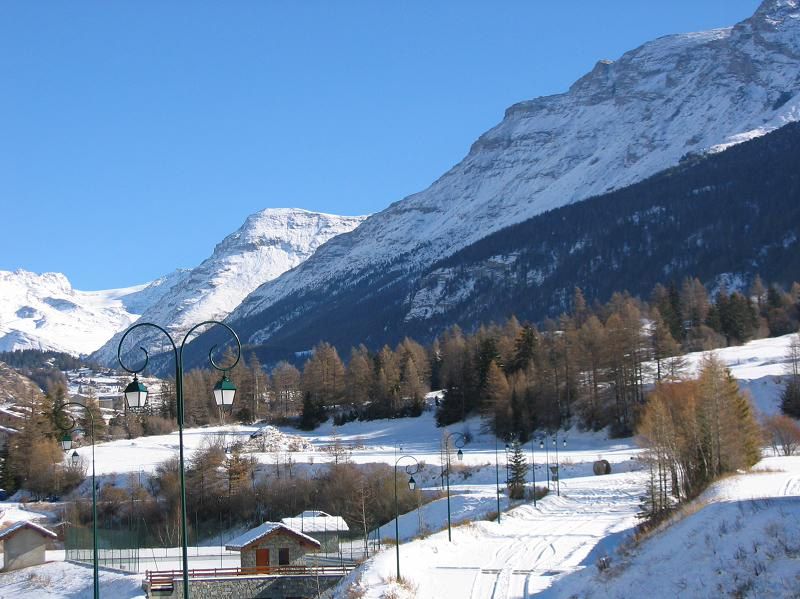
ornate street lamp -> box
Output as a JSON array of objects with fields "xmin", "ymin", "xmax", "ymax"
[
  {"xmin": 118, "ymin": 320, "xmax": 241, "ymax": 599},
  {"xmin": 123, "ymin": 375, "xmax": 148, "ymax": 411},
  {"xmin": 213, "ymin": 373, "xmax": 237, "ymax": 409},
  {"xmin": 443, "ymin": 432, "xmax": 466, "ymax": 542},
  {"xmin": 55, "ymin": 403, "xmax": 99, "ymax": 599},
  {"xmin": 393, "ymin": 455, "xmax": 420, "ymax": 581}
]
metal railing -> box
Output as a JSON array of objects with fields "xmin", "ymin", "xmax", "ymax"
[{"xmin": 146, "ymin": 564, "xmax": 352, "ymax": 590}]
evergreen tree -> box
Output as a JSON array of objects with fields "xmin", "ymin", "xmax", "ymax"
[
  {"xmin": 651, "ymin": 284, "xmax": 682, "ymax": 341},
  {"xmin": 299, "ymin": 392, "xmax": 326, "ymax": 430},
  {"xmin": 781, "ymin": 378, "xmax": 800, "ymax": 419},
  {"xmin": 720, "ymin": 292, "xmax": 758, "ymax": 344},
  {"xmin": 506, "ymin": 439, "xmax": 528, "ymax": 500}
]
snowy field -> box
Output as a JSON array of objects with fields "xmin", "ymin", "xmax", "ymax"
[{"xmin": 0, "ymin": 333, "xmax": 798, "ymax": 597}]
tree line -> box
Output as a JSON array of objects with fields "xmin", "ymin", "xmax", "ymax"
[
  {"xmin": 109, "ymin": 272, "xmax": 791, "ymax": 446},
  {"xmin": 2, "ymin": 275, "xmax": 798, "ymax": 499},
  {"xmin": 139, "ymin": 275, "xmax": 799, "ymax": 442}
]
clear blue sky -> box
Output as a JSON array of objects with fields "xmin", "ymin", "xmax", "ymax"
[{"xmin": 0, "ymin": 1, "xmax": 760, "ymax": 290}]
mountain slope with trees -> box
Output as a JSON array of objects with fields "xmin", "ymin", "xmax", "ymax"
[
  {"xmin": 191, "ymin": 121, "xmax": 800, "ymax": 369},
  {"xmin": 182, "ymin": 0, "xmax": 800, "ymax": 369}
]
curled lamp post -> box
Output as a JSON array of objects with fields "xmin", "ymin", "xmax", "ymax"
[
  {"xmin": 443, "ymin": 432, "xmax": 465, "ymax": 542},
  {"xmin": 393, "ymin": 455, "xmax": 419, "ymax": 581},
  {"xmin": 55, "ymin": 403, "xmax": 99, "ymax": 599},
  {"xmin": 118, "ymin": 320, "xmax": 241, "ymax": 599}
]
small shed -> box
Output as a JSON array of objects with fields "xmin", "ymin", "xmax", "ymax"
[
  {"xmin": 226, "ymin": 522, "xmax": 320, "ymax": 571},
  {"xmin": 281, "ymin": 511, "xmax": 349, "ymax": 553},
  {"xmin": 0, "ymin": 521, "xmax": 57, "ymax": 571}
]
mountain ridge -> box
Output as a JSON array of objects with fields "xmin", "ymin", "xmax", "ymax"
[
  {"xmin": 0, "ymin": 209, "xmax": 365, "ymax": 358},
  {"xmin": 190, "ymin": 0, "xmax": 800, "ymax": 359},
  {"xmin": 91, "ymin": 208, "xmax": 365, "ymax": 365}
]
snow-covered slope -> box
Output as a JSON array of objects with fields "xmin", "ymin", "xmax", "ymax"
[
  {"xmin": 92, "ymin": 208, "xmax": 365, "ymax": 365},
  {"xmin": 219, "ymin": 0, "xmax": 800, "ymax": 349},
  {"xmin": 0, "ymin": 269, "xmax": 182, "ymax": 356}
]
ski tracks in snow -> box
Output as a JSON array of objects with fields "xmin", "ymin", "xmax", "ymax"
[{"xmin": 440, "ymin": 471, "xmax": 645, "ymax": 599}]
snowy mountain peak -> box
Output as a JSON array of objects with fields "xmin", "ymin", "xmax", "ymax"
[
  {"xmin": 753, "ymin": 0, "xmax": 799, "ymax": 21},
  {"xmin": 0, "ymin": 270, "xmax": 154, "ymax": 356},
  {"xmin": 209, "ymin": 0, "xmax": 800, "ymax": 350},
  {"xmin": 91, "ymin": 208, "xmax": 366, "ymax": 365},
  {"xmin": 2, "ymin": 209, "xmax": 365, "ymax": 360},
  {"xmin": 215, "ymin": 208, "xmax": 365, "ymax": 254}
]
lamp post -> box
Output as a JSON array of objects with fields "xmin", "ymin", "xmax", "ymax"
[
  {"xmin": 494, "ymin": 436, "xmax": 501, "ymax": 524},
  {"xmin": 552, "ymin": 433, "xmax": 567, "ymax": 497},
  {"xmin": 393, "ymin": 455, "xmax": 419, "ymax": 581},
  {"xmin": 504, "ymin": 440, "xmax": 511, "ymax": 486},
  {"xmin": 443, "ymin": 432, "xmax": 465, "ymax": 542},
  {"xmin": 118, "ymin": 320, "xmax": 241, "ymax": 599},
  {"xmin": 55, "ymin": 402, "xmax": 99, "ymax": 599},
  {"xmin": 529, "ymin": 436, "xmax": 537, "ymax": 507},
  {"xmin": 539, "ymin": 435, "xmax": 551, "ymax": 491}
]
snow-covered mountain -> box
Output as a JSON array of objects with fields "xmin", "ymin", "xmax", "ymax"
[
  {"xmin": 0, "ymin": 269, "xmax": 185, "ymax": 356},
  {"xmin": 92, "ymin": 208, "xmax": 365, "ymax": 365},
  {"xmin": 199, "ymin": 0, "xmax": 800, "ymax": 355}
]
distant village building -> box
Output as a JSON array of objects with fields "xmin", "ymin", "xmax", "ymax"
[
  {"xmin": 0, "ymin": 521, "xmax": 57, "ymax": 571},
  {"xmin": 281, "ymin": 511, "xmax": 349, "ymax": 553},
  {"xmin": 226, "ymin": 522, "xmax": 320, "ymax": 571}
]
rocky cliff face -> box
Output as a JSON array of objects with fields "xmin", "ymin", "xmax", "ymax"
[{"xmin": 214, "ymin": 0, "xmax": 800, "ymax": 353}]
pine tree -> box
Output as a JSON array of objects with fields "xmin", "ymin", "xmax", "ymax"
[
  {"xmin": 781, "ymin": 378, "xmax": 800, "ymax": 419},
  {"xmin": 299, "ymin": 392, "xmax": 326, "ymax": 430},
  {"xmin": 506, "ymin": 440, "xmax": 528, "ymax": 500}
]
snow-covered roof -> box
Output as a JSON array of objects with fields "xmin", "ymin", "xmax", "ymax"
[
  {"xmin": 281, "ymin": 511, "xmax": 349, "ymax": 533},
  {"xmin": 0, "ymin": 520, "xmax": 57, "ymax": 541},
  {"xmin": 225, "ymin": 522, "xmax": 320, "ymax": 551}
]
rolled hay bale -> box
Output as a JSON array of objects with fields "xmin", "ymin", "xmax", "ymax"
[{"xmin": 593, "ymin": 459, "xmax": 611, "ymax": 475}]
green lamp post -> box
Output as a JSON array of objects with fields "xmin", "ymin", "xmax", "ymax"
[
  {"xmin": 117, "ymin": 320, "xmax": 240, "ymax": 599},
  {"xmin": 55, "ymin": 404, "xmax": 99, "ymax": 599}
]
